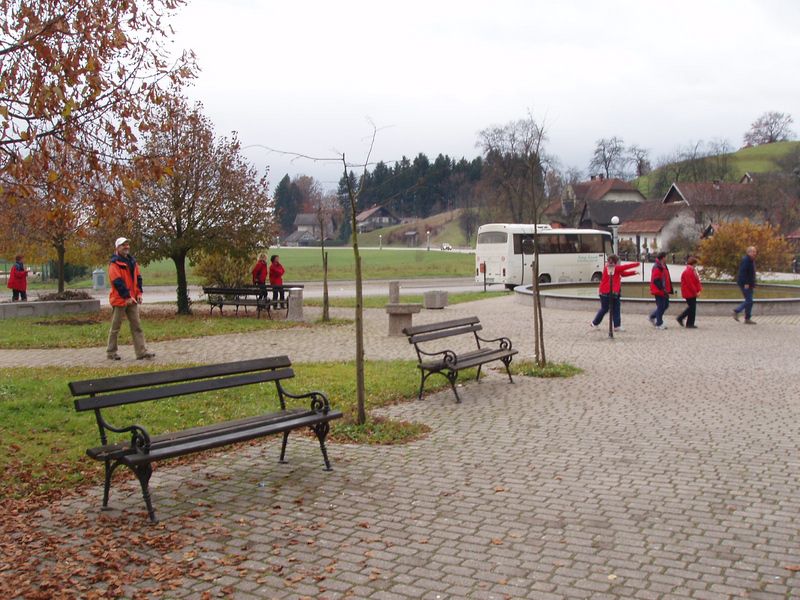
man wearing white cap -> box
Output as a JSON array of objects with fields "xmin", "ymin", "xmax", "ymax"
[{"xmin": 106, "ymin": 237, "xmax": 155, "ymax": 360}]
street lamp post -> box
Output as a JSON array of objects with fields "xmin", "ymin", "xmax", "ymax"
[
  {"xmin": 426, "ymin": 230, "xmax": 430, "ymax": 251},
  {"xmin": 608, "ymin": 262, "xmax": 616, "ymax": 339},
  {"xmin": 609, "ymin": 216, "xmax": 620, "ymax": 255},
  {"xmin": 379, "ymin": 234, "xmax": 382, "ymax": 250}
]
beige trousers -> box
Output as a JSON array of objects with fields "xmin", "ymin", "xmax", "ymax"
[{"xmin": 107, "ymin": 303, "xmax": 148, "ymax": 358}]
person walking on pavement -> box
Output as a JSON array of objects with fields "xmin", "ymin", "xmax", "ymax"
[
  {"xmin": 106, "ymin": 237, "xmax": 155, "ymax": 360},
  {"xmin": 733, "ymin": 246, "xmax": 757, "ymax": 324},
  {"xmin": 648, "ymin": 251, "xmax": 673, "ymax": 329},
  {"xmin": 589, "ymin": 254, "xmax": 639, "ymax": 332},
  {"xmin": 268, "ymin": 254, "xmax": 285, "ymax": 305},
  {"xmin": 7, "ymin": 254, "xmax": 30, "ymax": 301},
  {"xmin": 676, "ymin": 256, "xmax": 702, "ymax": 328}
]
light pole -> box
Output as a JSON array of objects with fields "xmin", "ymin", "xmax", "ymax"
[
  {"xmin": 379, "ymin": 234, "xmax": 382, "ymax": 250},
  {"xmin": 426, "ymin": 230, "xmax": 430, "ymax": 251},
  {"xmin": 608, "ymin": 261, "xmax": 616, "ymax": 339},
  {"xmin": 609, "ymin": 216, "xmax": 620, "ymax": 255}
]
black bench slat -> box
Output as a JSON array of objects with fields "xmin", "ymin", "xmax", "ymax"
[
  {"xmin": 123, "ymin": 410, "xmax": 343, "ymax": 466},
  {"xmin": 403, "ymin": 316, "xmax": 516, "ymax": 403},
  {"xmin": 87, "ymin": 408, "xmax": 310, "ymax": 460},
  {"xmin": 406, "ymin": 324, "xmax": 482, "ymax": 345},
  {"xmin": 402, "ymin": 316, "xmax": 479, "ymax": 336},
  {"xmin": 70, "ymin": 356, "xmax": 292, "ymax": 396},
  {"xmin": 74, "ymin": 368, "xmax": 294, "ymax": 412},
  {"xmin": 70, "ymin": 355, "xmax": 340, "ymax": 522}
]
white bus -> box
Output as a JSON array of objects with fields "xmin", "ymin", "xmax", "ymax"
[{"xmin": 475, "ymin": 223, "xmax": 612, "ymax": 288}]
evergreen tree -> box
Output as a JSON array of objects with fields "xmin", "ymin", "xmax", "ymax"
[{"xmin": 273, "ymin": 174, "xmax": 297, "ymax": 236}]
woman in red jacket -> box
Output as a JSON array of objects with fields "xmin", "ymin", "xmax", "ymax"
[
  {"xmin": 268, "ymin": 254, "xmax": 285, "ymax": 304},
  {"xmin": 7, "ymin": 254, "xmax": 29, "ymax": 301},
  {"xmin": 648, "ymin": 251, "xmax": 673, "ymax": 329},
  {"xmin": 676, "ymin": 256, "xmax": 702, "ymax": 328},
  {"xmin": 590, "ymin": 255, "xmax": 639, "ymax": 331}
]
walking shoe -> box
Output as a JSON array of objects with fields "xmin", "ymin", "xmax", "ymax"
[
  {"xmin": 648, "ymin": 316, "xmax": 657, "ymax": 326},
  {"xmin": 614, "ymin": 326, "xmax": 625, "ymax": 332},
  {"xmin": 107, "ymin": 353, "xmax": 121, "ymax": 361},
  {"xmin": 732, "ymin": 310, "xmax": 740, "ymax": 322},
  {"xmin": 589, "ymin": 321, "xmax": 598, "ymax": 329},
  {"xmin": 655, "ymin": 324, "xmax": 668, "ymax": 330},
  {"xmin": 136, "ymin": 352, "xmax": 156, "ymax": 360},
  {"xmin": 676, "ymin": 316, "xmax": 685, "ymax": 327},
  {"xmin": 686, "ymin": 325, "xmax": 698, "ymax": 329},
  {"xmin": 744, "ymin": 319, "xmax": 757, "ymax": 325}
]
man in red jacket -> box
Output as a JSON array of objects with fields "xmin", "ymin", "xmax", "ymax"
[
  {"xmin": 676, "ymin": 256, "xmax": 703, "ymax": 328},
  {"xmin": 106, "ymin": 237, "xmax": 154, "ymax": 360},
  {"xmin": 648, "ymin": 251, "xmax": 673, "ymax": 329},
  {"xmin": 589, "ymin": 255, "xmax": 639, "ymax": 331},
  {"xmin": 7, "ymin": 254, "xmax": 29, "ymax": 301}
]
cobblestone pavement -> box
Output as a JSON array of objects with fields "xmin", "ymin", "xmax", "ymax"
[{"xmin": 7, "ymin": 297, "xmax": 800, "ymax": 599}]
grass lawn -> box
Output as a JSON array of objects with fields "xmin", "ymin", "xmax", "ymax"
[
  {"xmin": 0, "ymin": 360, "xmax": 451, "ymax": 498},
  {"xmin": 0, "ymin": 306, "xmax": 346, "ymax": 349}
]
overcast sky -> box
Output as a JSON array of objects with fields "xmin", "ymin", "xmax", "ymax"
[{"xmin": 169, "ymin": 0, "xmax": 800, "ymax": 191}]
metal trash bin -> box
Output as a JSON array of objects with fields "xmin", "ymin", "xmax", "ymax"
[{"xmin": 92, "ymin": 268, "xmax": 106, "ymax": 291}]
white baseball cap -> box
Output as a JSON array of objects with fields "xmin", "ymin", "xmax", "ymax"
[{"xmin": 114, "ymin": 237, "xmax": 130, "ymax": 248}]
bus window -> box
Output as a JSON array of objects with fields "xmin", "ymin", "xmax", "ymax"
[
  {"xmin": 563, "ymin": 234, "xmax": 580, "ymax": 253},
  {"xmin": 513, "ymin": 234, "xmax": 535, "ymax": 255},
  {"xmin": 578, "ymin": 234, "xmax": 606, "ymax": 253},
  {"xmin": 477, "ymin": 231, "xmax": 508, "ymax": 244}
]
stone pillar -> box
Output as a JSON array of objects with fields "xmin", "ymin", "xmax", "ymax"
[
  {"xmin": 389, "ymin": 281, "xmax": 400, "ymax": 304},
  {"xmin": 286, "ymin": 287, "xmax": 304, "ymax": 321}
]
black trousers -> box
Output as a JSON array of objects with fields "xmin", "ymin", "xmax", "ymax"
[{"xmin": 677, "ymin": 297, "xmax": 697, "ymax": 326}]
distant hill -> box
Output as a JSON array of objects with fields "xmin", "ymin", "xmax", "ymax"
[
  {"xmin": 635, "ymin": 140, "xmax": 800, "ymax": 199},
  {"xmin": 356, "ymin": 209, "xmax": 468, "ymax": 248}
]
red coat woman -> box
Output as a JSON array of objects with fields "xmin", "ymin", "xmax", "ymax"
[
  {"xmin": 590, "ymin": 256, "xmax": 639, "ymax": 330},
  {"xmin": 268, "ymin": 255, "xmax": 285, "ymax": 302},
  {"xmin": 7, "ymin": 254, "xmax": 29, "ymax": 301},
  {"xmin": 677, "ymin": 257, "xmax": 702, "ymax": 328},
  {"xmin": 252, "ymin": 254, "xmax": 268, "ymax": 285}
]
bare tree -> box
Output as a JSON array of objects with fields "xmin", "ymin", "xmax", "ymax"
[
  {"xmin": 628, "ymin": 145, "xmax": 651, "ymax": 178},
  {"xmin": 589, "ymin": 137, "xmax": 627, "ymax": 179},
  {"xmin": 478, "ymin": 113, "xmax": 550, "ymax": 366},
  {"xmin": 743, "ymin": 111, "xmax": 795, "ymax": 146},
  {"xmin": 314, "ymin": 190, "xmax": 339, "ymax": 322}
]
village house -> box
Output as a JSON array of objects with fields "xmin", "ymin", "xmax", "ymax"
[
  {"xmin": 546, "ymin": 175, "xmax": 646, "ymax": 230},
  {"xmin": 282, "ymin": 213, "xmax": 336, "ymax": 246},
  {"xmin": 354, "ymin": 205, "xmax": 400, "ymax": 233}
]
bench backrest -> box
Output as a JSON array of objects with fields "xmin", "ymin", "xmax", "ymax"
[
  {"xmin": 71, "ymin": 356, "xmax": 294, "ymax": 412},
  {"xmin": 202, "ymin": 285, "xmax": 304, "ymax": 294},
  {"xmin": 403, "ymin": 316, "xmax": 482, "ymax": 345}
]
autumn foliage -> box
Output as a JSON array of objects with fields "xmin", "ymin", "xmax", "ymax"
[{"xmin": 698, "ymin": 220, "xmax": 793, "ymax": 278}]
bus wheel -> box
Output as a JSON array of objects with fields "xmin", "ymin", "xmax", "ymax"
[
  {"xmin": 504, "ymin": 284, "xmax": 516, "ymax": 291},
  {"xmin": 538, "ymin": 274, "xmax": 551, "ymax": 284},
  {"xmin": 591, "ymin": 272, "xmax": 602, "ymax": 282}
]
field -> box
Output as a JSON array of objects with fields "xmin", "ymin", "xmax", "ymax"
[{"xmin": 140, "ymin": 247, "xmax": 475, "ymax": 286}]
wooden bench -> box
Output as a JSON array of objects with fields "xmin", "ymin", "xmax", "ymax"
[
  {"xmin": 202, "ymin": 286, "xmax": 295, "ymax": 319},
  {"xmin": 70, "ymin": 356, "xmax": 342, "ymax": 522},
  {"xmin": 403, "ymin": 316, "xmax": 518, "ymax": 403}
]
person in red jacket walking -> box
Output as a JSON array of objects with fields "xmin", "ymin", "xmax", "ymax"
[
  {"xmin": 589, "ymin": 255, "xmax": 639, "ymax": 331},
  {"xmin": 268, "ymin": 254, "xmax": 285, "ymax": 304},
  {"xmin": 7, "ymin": 254, "xmax": 29, "ymax": 301},
  {"xmin": 676, "ymin": 256, "xmax": 702, "ymax": 328},
  {"xmin": 106, "ymin": 237, "xmax": 154, "ymax": 361},
  {"xmin": 648, "ymin": 251, "xmax": 673, "ymax": 329}
]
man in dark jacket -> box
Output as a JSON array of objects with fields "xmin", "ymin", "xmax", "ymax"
[
  {"xmin": 733, "ymin": 246, "xmax": 757, "ymax": 324},
  {"xmin": 648, "ymin": 252, "xmax": 673, "ymax": 329}
]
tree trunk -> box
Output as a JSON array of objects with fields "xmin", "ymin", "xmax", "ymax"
[
  {"xmin": 173, "ymin": 252, "xmax": 191, "ymax": 315},
  {"xmin": 56, "ymin": 244, "xmax": 66, "ymax": 293},
  {"xmin": 322, "ymin": 249, "xmax": 330, "ymax": 322},
  {"xmin": 344, "ymin": 156, "xmax": 367, "ymax": 426}
]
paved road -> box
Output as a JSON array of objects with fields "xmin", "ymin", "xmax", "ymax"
[{"xmin": 5, "ymin": 296, "xmax": 800, "ymax": 598}]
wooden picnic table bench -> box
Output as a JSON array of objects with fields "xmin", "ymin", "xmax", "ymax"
[
  {"xmin": 70, "ymin": 355, "xmax": 341, "ymax": 522},
  {"xmin": 201, "ymin": 285, "xmax": 302, "ymax": 318},
  {"xmin": 403, "ymin": 316, "xmax": 518, "ymax": 403}
]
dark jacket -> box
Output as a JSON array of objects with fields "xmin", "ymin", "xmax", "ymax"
[{"xmin": 736, "ymin": 254, "xmax": 756, "ymax": 287}]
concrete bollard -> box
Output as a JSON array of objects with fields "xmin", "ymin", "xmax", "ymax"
[{"xmin": 286, "ymin": 287, "xmax": 303, "ymax": 321}]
